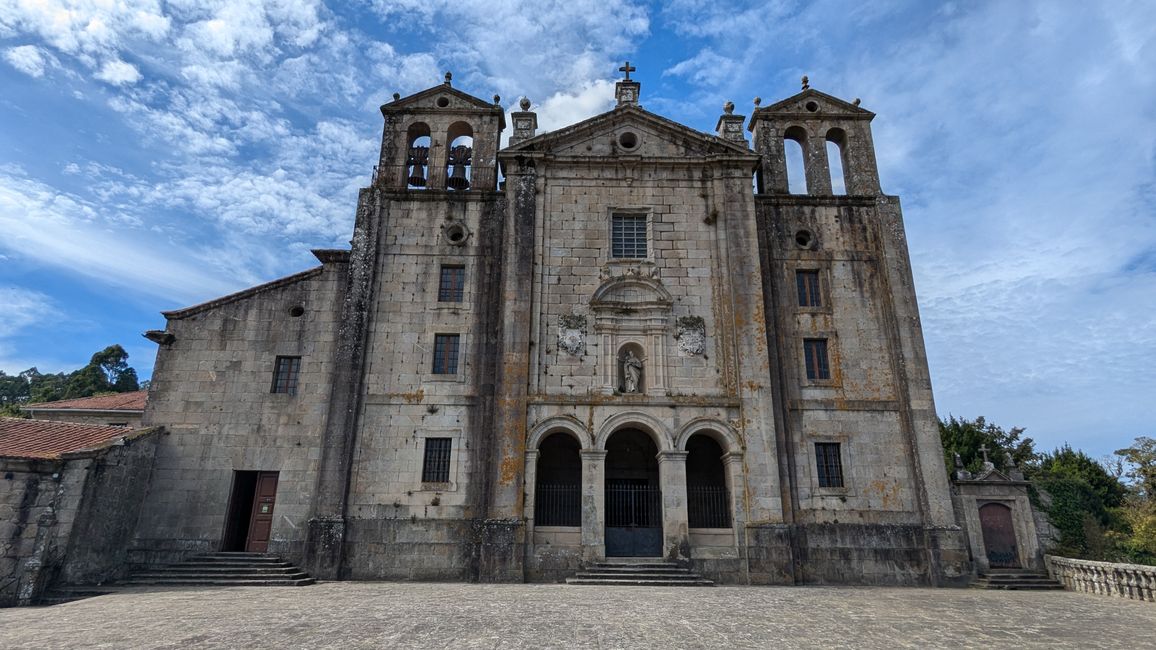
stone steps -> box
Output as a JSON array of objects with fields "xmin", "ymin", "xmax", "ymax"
[
  {"xmin": 971, "ymin": 570, "xmax": 1064, "ymax": 590},
  {"xmin": 121, "ymin": 552, "xmax": 315, "ymax": 588},
  {"xmin": 566, "ymin": 560, "xmax": 714, "ymax": 587}
]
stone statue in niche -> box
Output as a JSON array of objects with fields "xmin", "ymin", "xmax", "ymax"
[
  {"xmin": 557, "ymin": 314, "xmax": 586, "ymax": 356},
  {"xmin": 622, "ymin": 350, "xmax": 643, "ymax": 393},
  {"xmin": 675, "ymin": 316, "xmax": 706, "ymax": 357}
]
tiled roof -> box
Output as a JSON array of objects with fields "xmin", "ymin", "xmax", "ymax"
[
  {"xmin": 25, "ymin": 390, "xmax": 148, "ymax": 412},
  {"xmin": 0, "ymin": 417, "xmax": 138, "ymax": 460}
]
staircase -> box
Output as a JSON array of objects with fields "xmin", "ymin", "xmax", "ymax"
[
  {"xmin": 971, "ymin": 569, "xmax": 1064, "ymax": 590},
  {"xmin": 566, "ymin": 559, "xmax": 714, "ymax": 586},
  {"xmin": 122, "ymin": 552, "xmax": 315, "ymax": 587}
]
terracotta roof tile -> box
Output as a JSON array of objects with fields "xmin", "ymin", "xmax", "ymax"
[
  {"xmin": 25, "ymin": 390, "xmax": 148, "ymax": 412},
  {"xmin": 0, "ymin": 417, "xmax": 137, "ymax": 460}
]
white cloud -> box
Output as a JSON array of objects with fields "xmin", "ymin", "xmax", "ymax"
[
  {"xmin": 3, "ymin": 44, "xmax": 55, "ymax": 77},
  {"xmin": 95, "ymin": 58, "xmax": 142, "ymax": 85},
  {"xmin": 0, "ymin": 286, "xmax": 57, "ymax": 333},
  {"xmin": 528, "ymin": 79, "xmax": 618, "ymax": 136}
]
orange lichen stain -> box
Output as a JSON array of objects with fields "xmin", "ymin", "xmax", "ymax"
[
  {"xmin": 744, "ymin": 380, "xmax": 763, "ymax": 393},
  {"xmin": 499, "ymin": 455, "xmax": 521, "ymax": 485},
  {"xmin": 865, "ymin": 479, "xmax": 901, "ymax": 510},
  {"xmin": 389, "ymin": 389, "xmax": 424, "ymax": 404}
]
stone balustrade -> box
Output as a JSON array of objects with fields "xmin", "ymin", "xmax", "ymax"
[{"xmin": 1045, "ymin": 555, "xmax": 1156, "ymax": 602}]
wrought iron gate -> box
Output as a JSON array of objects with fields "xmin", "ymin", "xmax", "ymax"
[
  {"xmin": 687, "ymin": 485, "xmax": 731, "ymax": 528},
  {"xmin": 534, "ymin": 483, "xmax": 580, "ymax": 527},
  {"xmin": 605, "ymin": 480, "xmax": 662, "ymax": 556}
]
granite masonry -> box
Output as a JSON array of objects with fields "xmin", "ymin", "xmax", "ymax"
[{"xmin": 107, "ymin": 70, "xmax": 975, "ymax": 587}]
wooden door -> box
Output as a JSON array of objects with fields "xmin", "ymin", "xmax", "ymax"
[
  {"xmin": 979, "ymin": 502, "xmax": 1019, "ymax": 568},
  {"xmin": 245, "ymin": 472, "xmax": 279, "ymax": 553}
]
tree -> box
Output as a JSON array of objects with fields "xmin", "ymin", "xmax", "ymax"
[
  {"xmin": 939, "ymin": 415, "xmax": 1037, "ymax": 477},
  {"xmin": 1116, "ymin": 437, "xmax": 1156, "ymax": 499},
  {"xmin": 1034, "ymin": 444, "xmax": 1128, "ymax": 509},
  {"xmin": 9, "ymin": 345, "xmax": 142, "ymax": 405}
]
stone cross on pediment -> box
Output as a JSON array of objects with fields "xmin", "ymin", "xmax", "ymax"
[
  {"xmin": 619, "ymin": 61, "xmax": 636, "ymax": 80},
  {"xmin": 978, "ymin": 444, "xmax": 989, "ymax": 464}
]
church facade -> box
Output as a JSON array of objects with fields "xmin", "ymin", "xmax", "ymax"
[{"xmin": 132, "ymin": 70, "xmax": 972, "ymax": 586}]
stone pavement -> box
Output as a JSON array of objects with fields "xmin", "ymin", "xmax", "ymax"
[{"xmin": 1, "ymin": 582, "xmax": 1152, "ymax": 649}]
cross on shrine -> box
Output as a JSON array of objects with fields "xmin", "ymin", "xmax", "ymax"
[
  {"xmin": 978, "ymin": 444, "xmax": 989, "ymax": 464},
  {"xmin": 619, "ymin": 61, "xmax": 636, "ymax": 80}
]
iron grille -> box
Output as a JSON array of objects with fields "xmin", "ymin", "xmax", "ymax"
[
  {"xmin": 433, "ymin": 334, "xmax": 460, "ymax": 374},
  {"xmin": 270, "ymin": 356, "xmax": 301, "ymax": 395},
  {"xmin": 611, "ymin": 214, "xmax": 647, "ymax": 258},
  {"xmin": 804, "ymin": 338, "xmax": 830, "ymax": 380},
  {"xmin": 815, "ymin": 442, "xmax": 844, "ymax": 488},
  {"xmin": 605, "ymin": 481, "xmax": 662, "ymax": 528},
  {"xmin": 438, "ymin": 266, "xmax": 465, "ymax": 302},
  {"xmin": 534, "ymin": 483, "xmax": 581, "ymax": 526},
  {"xmin": 422, "ymin": 437, "xmax": 452, "ymax": 483},
  {"xmin": 687, "ymin": 485, "xmax": 731, "ymax": 528},
  {"xmin": 796, "ymin": 270, "xmax": 821, "ymax": 307}
]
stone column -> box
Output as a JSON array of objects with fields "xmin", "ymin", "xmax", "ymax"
[
  {"xmin": 523, "ymin": 450, "xmax": 540, "ymax": 529},
  {"xmin": 580, "ymin": 449, "xmax": 607, "ymax": 562},
  {"xmin": 722, "ymin": 452, "xmax": 747, "ymax": 545},
  {"xmin": 657, "ymin": 450, "xmax": 690, "ymax": 561}
]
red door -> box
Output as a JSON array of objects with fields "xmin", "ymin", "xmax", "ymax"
[
  {"xmin": 979, "ymin": 502, "xmax": 1019, "ymax": 568},
  {"xmin": 245, "ymin": 472, "xmax": 279, "ymax": 552}
]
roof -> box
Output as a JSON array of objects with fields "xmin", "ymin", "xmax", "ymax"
[
  {"xmin": 0, "ymin": 417, "xmax": 146, "ymax": 460},
  {"xmin": 25, "ymin": 390, "xmax": 148, "ymax": 413},
  {"xmin": 162, "ymin": 265, "xmax": 324, "ymax": 320}
]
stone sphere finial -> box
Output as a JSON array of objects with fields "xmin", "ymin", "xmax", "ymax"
[
  {"xmin": 392, "ymin": 92, "xmax": 400, "ymax": 101},
  {"xmin": 801, "ymin": 75, "xmax": 810, "ymax": 90},
  {"xmin": 493, "ymin": 94, "xmax": 501, "ymax": 105},
  {"xmin": 444, "ymin": 71, "xmax": 452, "ymax": 85},
  {"xmin": 853, "ymin": 97, "xmax": 861, "ymax": 106},
  {"xmin": 519, "ymin": 96, "xmax": 531, "ymax": 111},
  {"xmin": 753, "ymin": 96, "xmax": 761, "ymax": 107},
  {"xmin": 724, "ymin": 101, "xmax": 734, "ymax": 115}
]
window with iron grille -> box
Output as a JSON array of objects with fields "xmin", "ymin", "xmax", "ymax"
[
  {"xmin": 611, "ymin": 214, "xmax": 647, "ymax": 258},
  {"xmin": 271, "ymin": 356, "xmax": 301, "ymax": 395},
  {"xmin": 796, "ymin": 270, "xmax": 821, "ymax": 307},
  {"xmin": 432, "ymin": 334, "xmax": 460, "ymax": 374},
  {"xmin": 815, "ymin": 442, "xmax": 844, "ymax": 488},
  {"xmin": 803, "ymin": 338, "xmax": 830, "ymax": 380},
  {"xmin": 422, "ymin": 438, "xmax": 452, "ymax": 483},
  {"xmin": 438, "ymin": 265, "xmax": 465, "ymax": 302}
]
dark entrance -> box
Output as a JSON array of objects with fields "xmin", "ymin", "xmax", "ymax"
[
  {"xmin": 686, "ymin": 434, "xmax": 731, "ymax": 528},
  {"xmin": 222, "ymin": 471, "xmax": 279, "ymax": 553},
  {"xmin": 979, "ymin": 502, "xmax": 1019, "ymax": 568},
  {"xmin": 605, "ymin": 428, "xmax": 662, "ymax": 557},
  {"xmin": 534, "ymin": 432, "xmax": 581, "ymax": 526}
]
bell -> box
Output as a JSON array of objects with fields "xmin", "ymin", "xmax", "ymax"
[
  {"xmin": 406, "ymin": 146, "xmax": 428, "ymax": 187},
  {"xmin": 446, "ymin": 145, "xmax": 472, "ymax": 191}
]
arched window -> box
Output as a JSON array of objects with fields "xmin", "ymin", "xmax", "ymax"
[
  {"xmin": 826, "ymin": 128, "xmax": 848, "ymax": 195},
  {"xmin": 445, "ymin": 121, "xmax": 473, "ymax": 191},
  {"xmin": 784, "ymin": 126, "xmax": 808, "ymax": 195},
  {"xmin": 686, "ymin": 434, "xmax": 731, "ymax": 528},
  {"xmin": 534, "ymin": 432, "xmax": 581, "ymax": 526},
  {"xmin": 406, "ymin": 122, "xmax": 431, "ymax": 189}
]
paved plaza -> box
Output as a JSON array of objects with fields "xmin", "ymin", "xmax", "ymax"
[{"xmin": 1, "ymin": 582, "xmax": 1152, "ymax": 649}]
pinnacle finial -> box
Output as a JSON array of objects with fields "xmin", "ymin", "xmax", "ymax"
[
  {"xmin": 753, "ymin": 96, "xmax": 761, "ymax": 107},
  {"xmin": 392, "ymin": 92, "xmax": 400, "ymax": 101},
  {"xmin": 801, "ymin": 75, "xmax": 810, "ymax": 90},
  {"xmin": 519, "ymin": 96, "xmax": 531, "ymax": 111},
  {"xmin": 723, "ymin": 101, "xmax": 734, "ymax": 115},
  {"xmin": 853, "ymin": 98, "xmax": 861, "ymax": 106},
  {"xmin": 493, "ymin": 94, "xmax": 501, "ymax": 105},
  {"xmin": 444, "ymin": 71, "xmax": 452, "ymax": 85}
]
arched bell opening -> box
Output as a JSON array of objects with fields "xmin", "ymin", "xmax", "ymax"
[
  {"xmin": 406, "ymin": 122, "xmax": 432, "ymax": 189},
  {"xmin": 617, "ymin": 342, "xmax": 646, "ymax": 394},
  {"xmin": 685, "ymin": 434, "xmax": 731, "ymax": 528},
  {"xmin": 826, "ymin": 127, "xmax": 849, "ymax": 196},
  {"xmin": 784, "ymin": 125, "xmax": 808, "ymax": 195},
  {"xmin": 445, "ymin": 121, "xmax": 474, "ymax": 191},
  {"xmin": 534, "ymin": 432, "xmax": 582, "ymax": 527},
  {"xmin": 604, "ymin": 428, "xmax": 662, "ymax": 557}
]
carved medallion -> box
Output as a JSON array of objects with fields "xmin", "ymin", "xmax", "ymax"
[
  {"xmin": 557, "ymin": 314, "xmax": 586, "ymax": 356},
  {"xmin": 675, "ymin": 316, "xmax": 706, "ymax": 357}
]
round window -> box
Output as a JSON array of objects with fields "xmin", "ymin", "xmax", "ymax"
[
  {"xmin": 618, "ymin": 131, "xmax": 639, "ymax": 150},
  {"xmin": 805, "ymin": 100, "xmax": 820, "ymax": 112},
  {"xmin": 436, "ymin": 96, "xmax": 450, "ymax": 108},
  {"xmin": 795, "ymin": 229, "xmax": 816, "ymax": 249},
  {"xmin": 288, "ymin": 305, "xmax": 305, "ymax": 317},
  {"xmin": 444, "ymin": 222, "xmax": 470, "ymax": 246}
]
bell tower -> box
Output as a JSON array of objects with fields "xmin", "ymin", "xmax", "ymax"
[{"xmin": 375, "ymin": 73, "xmax": 506, "ymax": 192}]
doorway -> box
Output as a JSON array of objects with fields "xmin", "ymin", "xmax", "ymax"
[
  {"xmin": 604, "ymin": 428, "xmax": 662, "ymax": 557},
  {"xmin": 979, "ymin": 502, "xmax": 1019, "ymax": 568},
  {"xmin": 222, "ymin": 471, "xmax": 279, "ymax": 553}
]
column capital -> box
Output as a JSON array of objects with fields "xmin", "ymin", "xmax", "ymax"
[
  {"xmin": 722, "ymin": 451, "xmax": 745, "ymax": 465},
  {"xmin": 580, "ymin": 449, "xmax": 608, "ymax": 460},
  {"xmin": 657, "ymin": 450, "xmax": 689, "ymax": 463}
]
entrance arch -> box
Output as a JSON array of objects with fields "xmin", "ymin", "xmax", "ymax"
[
  {"xmin": 534, "ymin": 433, "xmax": 581, "ymax": 527},
  {"xmin": 686, "ymin": 434, "xmax": 731, "ymax": 528},
  {"xmin": 604, "ymin": 428, "xmax": 662, "ymax": 557},
  {"xmin": 979, "ymin": 502, "xmax": 1019, "ymax": 568}
]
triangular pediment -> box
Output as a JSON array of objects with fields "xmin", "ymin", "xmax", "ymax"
[
  {"xmin": 382, "ymin": 83, "xmax": 502, "ymax": 114},
  {"xmin": 503, "ymin": 104, "xmax": 754, "ymax": 159},
  {"xmin": 756, "ymin": 89, "xmax": 874, "ymax": 119}
]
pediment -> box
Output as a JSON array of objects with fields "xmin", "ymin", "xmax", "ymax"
[
  {"xmin": 755, "ymin": 89, "xmax": 874, "ymax": 119},
  {"xmin": 590, "ymin": 274, "xmax": 673, "ymax": 310},
  {"xmin": 503, "ymin": 105, "xmax": 753, "ymax": 159},
  {"xmin": 382, "ymin": 83, "xmax": 503, "ymax": 115}
]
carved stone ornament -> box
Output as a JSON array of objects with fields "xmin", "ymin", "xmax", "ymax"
[
  {"xmin": 675, "ymin": 315, "xmax": 706, "ymax": 357},
  {"xmin": 557, "ymin": 314, "xmax": 586, "ymax": 356}
]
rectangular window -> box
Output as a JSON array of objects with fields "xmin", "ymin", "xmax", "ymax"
[
  {"xmin": 815, "ymin": 442, "xmax": 844, "ymax": 488},
  {"xmin": 432, "ymin": 334, "xmax": 460, "ymax": 374},
  {"xmin": 803, "ymin": 339, "xmax": 830, "ymax": 380},
  {"xmin": 422, "ymin": 438, "xmax": 452, "ymax": 483},
  {"xmin": 796, "ymin": 270, "xmax": 821, "ymax": 307},
  {"xmin": 438, "ymin": 265, "xmax": 465, "ymax": 302},
  {"xmin": 271, "ymin": 356, "xmax": 301, "ymax": 395},
  {"xmin": 611, "ymin": 214, "xmax": 647, "ymax": 258}
]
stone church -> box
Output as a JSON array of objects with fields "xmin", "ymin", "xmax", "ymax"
[{"xmin": 131, "ymin": 68, "xmax": 971, "ymax": 586}]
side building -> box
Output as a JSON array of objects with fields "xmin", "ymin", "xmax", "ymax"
[{"xmin": 128, "ymin": 72, "xmax": 970, "ymax": 586}]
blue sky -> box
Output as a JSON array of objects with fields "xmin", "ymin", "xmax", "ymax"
[{"xmin": 1, "ymin": 1, "xmax": 1152, "ymax": 459}]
